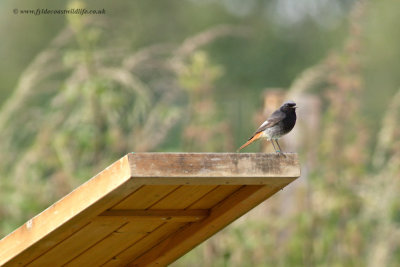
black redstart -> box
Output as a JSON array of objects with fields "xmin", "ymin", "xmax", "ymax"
[{"xmin": 237, "ymin": 101, "xmax": 297, "ymax": 152}]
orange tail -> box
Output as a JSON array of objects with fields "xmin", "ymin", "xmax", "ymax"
[{"xmin": 237, "ymin": 132, "xmax": 263, "ymax": 152}]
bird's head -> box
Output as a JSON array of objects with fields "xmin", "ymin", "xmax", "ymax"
[{"xmin": 281, "ymin": 101, "xmax": 297, "ymax": 111}]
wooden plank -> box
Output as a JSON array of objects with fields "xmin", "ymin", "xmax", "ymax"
[
  {"xmin": 149, "ymin": 185, "xmax": 217, "ymax": 209},
  {"xmin": 26, "ymin": 186, "xmax": 179, "ymax": 265},
  {"xmin": 111, "ymin": 185, "xmax": 179, "ymax": 210},
  {"xmin": 128, "ymin": 153, "xmax": 300, "ymax": 184},
  {"xmin": 101, "ymin": 223, "xmax": 187, "ymax": 267},
  {"xmin": 188, "ymin": 185, "xmax": 243, "ymax": 209},
  {"xmin": 27, "ymin": 220, "xmax": 127, "ymax": 267},
  {"xmin": 64, "ymin": 221, "xmax": 163, "ymax": 266},
  {"xmin": 128, "ymin": 185, "xmax": 285, "ymax": 266},
  {"xmin": 98, "ymin": 209, "xmax": 209, "ymax": 223},
  {"xmin": 101, "ymin": 186, "xmax": 243, "ymax": 266},
  {"xmin": 0, "ymin": 155, "xmax": 136, "ymax": 266},
  {"xmin": 0, "ymin": 153, "xmax": 300, "ymax": 266}
]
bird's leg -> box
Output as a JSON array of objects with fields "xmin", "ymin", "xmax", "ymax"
[
  {"xmin": 275, "ymin": 139, "xmax": 286, "ymax": 157},
  {"xmin": 275, "ymin": 139, "xmax": 282, "ymax": 152},
  {"xmin": 270, "ymin": 139, "xmax": 278, "ymax": 152}
]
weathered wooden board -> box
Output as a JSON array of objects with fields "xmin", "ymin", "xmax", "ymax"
[{"xmin": 0, "ymin": 153, "xmax": 300, "ymax": 266}]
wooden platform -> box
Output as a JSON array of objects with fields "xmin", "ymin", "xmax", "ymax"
[{"xmin": 0, "ymin": 153, "xmax": 300, "ymax": 266}]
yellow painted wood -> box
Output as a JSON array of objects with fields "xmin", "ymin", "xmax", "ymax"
[
  {"xmin": 101, "ymin": 223, "xmax": 187, "ymax": 267},
  {"xmin": 98, "ymin": 209, "xmax": 209, "ymax": 223},
  {"xmin": 112, "ymin": 185, "xmax": 179, "ymax": 210},
  {"xmin": 188, "ymin": 185, "xmax": 243, "ymax": 209},
  {"xmin": 0, "ymin": 153, "xmax": 299, "ymax": 266},
  {"xmin": 128, "ymin": 185, "xmax": 282, "ymax": 266},
  {"xmin": 0, "ymin": 156, "xmax": 136, "ymax": 266},
  {"xmin": 27, "ymin": 220, "xmax": 126, "ymax": 267},
  {"xmin": 149, "ymin": 185, "xmax": 217, "ymax": 209},
  {"xmin": 65, "ymin": 221, "xmax": 164, "ymax": 266}
]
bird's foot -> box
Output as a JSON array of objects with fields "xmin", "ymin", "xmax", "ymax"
[{"xmin": 275, "ymin": 150, "xmax": 286, "ymax": 157}]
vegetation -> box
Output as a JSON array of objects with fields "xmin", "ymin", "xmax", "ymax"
[{"xmin": 0, "ymin": 0, "xmax": 399, "ymax": 266}]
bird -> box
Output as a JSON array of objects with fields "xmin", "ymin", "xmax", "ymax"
[{"xmin": 237, "ymin": 100, "xmax": 297, "ymax": 153}]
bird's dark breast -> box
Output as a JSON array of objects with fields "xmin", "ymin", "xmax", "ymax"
[
  {"xmin": 268, "ymin": 112, "xmax": 296, "ymax": 139},
  {"xmin": 281, "ymin": 112, "xmax": 296, "ymax": 133}
]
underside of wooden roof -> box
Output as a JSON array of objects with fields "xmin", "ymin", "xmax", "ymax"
[{"xmin": 0, "ymin": 153, "xmax": 300, "ymax": 267}]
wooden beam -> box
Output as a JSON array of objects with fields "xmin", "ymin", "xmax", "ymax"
[
  {"xmin": 128, "ymin": 184, "xmax": 285, "ymax": 266},
  {"xmin": 128, "ymin": 153, "xmax": 299, "ymax": 185},
  {"xmin": 0, "ymin": 156, "xmax": 135, "ymax": 266},
  {"xmin": 98, "ymin": 209, "xmax": 209, "ymax": 223}
]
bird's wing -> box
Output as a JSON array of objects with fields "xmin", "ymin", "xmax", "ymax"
[
  {"xmin": 252, "ymin": 109, "xmax": 286, "ymax": 136},
  {"xmin": 237, "ymin": 109, "xmax": 286, "ymax": 151}
]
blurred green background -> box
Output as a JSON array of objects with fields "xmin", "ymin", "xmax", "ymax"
[{"xmin": 1, "ymin": 0, "xmax": 400, "ymax": 266}]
